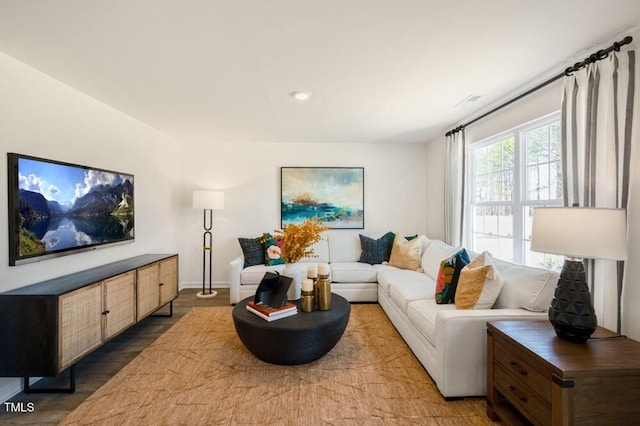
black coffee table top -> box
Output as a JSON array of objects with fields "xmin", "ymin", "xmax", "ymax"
[{"xmin": 232, "ymin": 293, "xmax": 351, "ymax": 365}]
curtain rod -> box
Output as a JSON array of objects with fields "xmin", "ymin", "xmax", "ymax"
[{"xmin": 445, "ymin": 35, "xmax": 633, "ymax": 137}]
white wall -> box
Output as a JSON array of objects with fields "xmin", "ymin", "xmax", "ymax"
[
  {"xmin": 0, "ymin": 52, "xmax": 184, "ymax": 401},
  {"xmin": 180, "ymin": 142, "xmax": 429, "ymax": 287}
]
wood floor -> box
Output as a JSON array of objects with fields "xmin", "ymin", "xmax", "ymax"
[{"xmin": 0, "ymin": 288, "xmax": 230, "ymax": 426}]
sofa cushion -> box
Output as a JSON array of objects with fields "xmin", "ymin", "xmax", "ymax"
[
  {"xmin": 238, "ymin": 236, "xmax": 264, "ymax": 267},
  {"xmin": 389, "ymin": 280, "xmax": 437, "ymax": 314},
  {"xmin": 328, "ymin": 233, "xmax": 361, "ymax": 262},
  {"xmin": 299, "ymin": 238, "xmax": 330, "ymax": 263},
  {"xmin": 493, "ymin": 259, "xmax": 558, "ymax": 312},
  {"xmin": 359, "ymin": 232, "xmax": 394, "ymax": 264},
  {"xmin": 421, "ymin": 240, "xmax": 458, "ymax": 280},
  {"xmin": 407, "ymin": 299, "xmax": 457, "ymax": 346},
  {"xmin": 376, "ymin": 265, "xmax": 432, "ymax": 296},
  {"xmin": 330, "ymin": 262, "xmax": 377, "ymax": 283},
  {"xmin": 455, "ymin": 252, "xmax": 503, "ymax": 310},
  {"xmin": 240, "ymin": 264, "xmax": 286, "ymax": 285},
  {"xmin": 435, "ymin": 248, "xmax": 470, "ymax": 304},
  {"xmin": 388, "ymin": 235, "xmax": 426, "ymax": 271}
]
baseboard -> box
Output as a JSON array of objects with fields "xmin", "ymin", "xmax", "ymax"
[
  {"xmin": 179, "ymin": 281, "xmax": 229, "ymax": 291},
  {"xmin": 0, "ymin": 377, "xmax": 41, "ymax": 404}
]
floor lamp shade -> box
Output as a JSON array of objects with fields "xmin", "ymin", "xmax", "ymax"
[
  {"xmin": 192, "ymin": 191, "xmax": 224, "ymax": 299},
  {"xmin": 193, "ymin": 190, "xmax": 225, "ymax": 211},
  {"xmin": 531, "ymin": 207, "xmax": 627, "ymax": 342}
]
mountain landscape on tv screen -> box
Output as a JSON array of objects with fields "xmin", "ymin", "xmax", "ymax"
[{"xmin": 18, "ymin": 179, "xmax": 134, "ymax": 257}]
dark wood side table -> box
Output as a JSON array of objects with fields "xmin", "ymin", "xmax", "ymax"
[
  {"xmin": 232, "ymin": 294, "xmax": 350, "ymax": 365},
  {"xmin": 487, "ymin": 320, "xmax": 640, "ymax": 425}
]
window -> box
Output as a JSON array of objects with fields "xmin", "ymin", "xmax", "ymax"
[{"xmin": 466, "ymin": 112, "xmax": 563, "ymax": 270}]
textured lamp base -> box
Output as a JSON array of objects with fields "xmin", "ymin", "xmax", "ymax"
[
  {"xmin": 196, "ymin": 290, "xmax": 218, "ymax": 299},
  {"xmin": 548, "ymin": 259, "xmax": 597, "ymax": 343}
]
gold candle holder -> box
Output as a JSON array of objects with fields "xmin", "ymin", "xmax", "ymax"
[
  {"xmin": 308, "ymin": 276, "xmax": 318, "ymax": 309},
  {"xmin": 301, "ymin": 290, "xmax": 314, "ymax": 313},
  {"xmin": 317, "ymin": 272, "xmax": 331, "ymax": 311}
]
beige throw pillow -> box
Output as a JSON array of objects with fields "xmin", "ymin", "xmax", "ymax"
[
  {"xmin": 388, "ymin": 235, "xmax": 425, "ymax": 271},
  {"xmin": 455, "ymin": 251, "xmax": 503, "ymax": 310}
]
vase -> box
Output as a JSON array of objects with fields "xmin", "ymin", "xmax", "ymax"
[{"xmin": 282, "ymin": 263, "xmax": 302, "ymax": 300}]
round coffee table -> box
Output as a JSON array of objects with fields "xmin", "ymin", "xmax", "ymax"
[{"xmin": 232, "ymin": 293, "xmax": 351, "ymax": 365}]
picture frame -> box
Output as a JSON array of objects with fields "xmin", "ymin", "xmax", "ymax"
[{"xmin": 281, "ymin": 167, "xmax": 364, "ymax": 229}]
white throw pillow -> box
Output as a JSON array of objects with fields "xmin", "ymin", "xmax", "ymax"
[
  {"xmin": 328, "ymin": 232, "xmax": 361, "ymax": 262},
  {"xmin": 492, "ymin": 258, "xmax": 559, "ymax": 311},
  {"xmin": 420, "ymin": 240, "xmax": 457, "ymax": 280}
]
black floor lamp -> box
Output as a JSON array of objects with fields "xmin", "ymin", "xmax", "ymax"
[
  {"xmin": 192, "ymin": 190, "xmax": 225, "ymax": 299},
  {"xmin": 530, "ymin": 207, "xmax": 627, "ymax": 342}
]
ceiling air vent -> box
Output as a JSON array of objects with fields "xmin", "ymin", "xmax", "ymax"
[{"xmin": 454, "ymin": 94, "xmax": 482, "ymax": 108}]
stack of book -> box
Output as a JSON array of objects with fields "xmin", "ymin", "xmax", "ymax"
[{"xmin": 246, "ymin": 300, "xmax": 298, "ymax": 322}]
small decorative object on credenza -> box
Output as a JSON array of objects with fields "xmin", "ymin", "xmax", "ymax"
[
  {"xmin": 317, "ymin": 263, "xmax": 332, "ymax": 311},
  {"xmin": 301, "ymin": 279, "xmax": 314, "ymax": 312},
  {"xmin": 531, "ymin": 206, "xmax": 628, "ymax": 343}
]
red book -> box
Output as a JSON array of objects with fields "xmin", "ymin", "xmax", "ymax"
[
  {"xmin": 246, "ymin": 304, "xmax": 298, "ymax": 322},
  {"xmin": 247, "ymin": 300, "xmax": 297, "ymax": 316}
]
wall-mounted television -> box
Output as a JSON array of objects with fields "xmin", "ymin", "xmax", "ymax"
[{"xmin": 7, "ymin": 153, "xmax": 134, "ymax": 266}]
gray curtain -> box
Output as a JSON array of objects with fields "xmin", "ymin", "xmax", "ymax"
[
  {"xmin": 561, "ymin": 49, "xmax": 635, "ymax": 332},
  {"xmin": 445, "ymin": 129, "xmax": 465, "ymax": 247}
]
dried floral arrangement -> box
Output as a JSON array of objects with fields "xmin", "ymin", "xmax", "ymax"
[{"xmin": 266, "ymin": 217, "xmax": 329, "ymax": 263}]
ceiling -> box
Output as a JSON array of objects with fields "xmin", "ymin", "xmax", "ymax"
[{"xmin": 1, "ymin": 1, "xmax": 640, "ymax": 145}]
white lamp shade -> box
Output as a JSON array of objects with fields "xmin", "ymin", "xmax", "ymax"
[
  {"xmin": 531, "ymin": 207, "xmax": 627, "ymax": 260},
  {"xmin": 192, "ymin": 190, "xmax": 224, "ymax": 210}
]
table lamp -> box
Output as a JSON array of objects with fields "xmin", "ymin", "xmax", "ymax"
[
  {"xmin": 530, "ymin": 207, "xmax": 627, "ymax": 342},
  {"xmin": 193, "ymin": 190, "xmax": 224, "ymax": 299}
]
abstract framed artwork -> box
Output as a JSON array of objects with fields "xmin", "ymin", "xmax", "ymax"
[{"xmin": 281, "ymin": 167, "xmax": 364, "ymax": 229}]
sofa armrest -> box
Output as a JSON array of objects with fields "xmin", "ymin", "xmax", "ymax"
[
  {"xmin": 434, "ymin": 309, "xmax": 546, "ymax": 397},
  {"xmin": 229, "ymin": 255, "xmax": 245, "ymax": 305}
]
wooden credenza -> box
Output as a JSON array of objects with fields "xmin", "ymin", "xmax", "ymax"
[
  {"xmin": 487, "ymin": 320, "xmax": 640, "ymax": 425},
  {"xmin": 0, "ymin": 254, "xmax": 178, "ymax": 390}
]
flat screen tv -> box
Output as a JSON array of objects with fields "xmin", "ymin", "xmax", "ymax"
[{"xmin": 7, "ymin": 153, "xmax": 134, "ymax": 266}]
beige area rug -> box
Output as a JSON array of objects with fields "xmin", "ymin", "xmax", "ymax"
[{"xmin": 60, "ymin": 305, "xmax": 492, "ymax": 425}]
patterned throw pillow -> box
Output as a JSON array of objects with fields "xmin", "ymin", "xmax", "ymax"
[
  {"xmin": 238, "ymin": 236, "xmax": 265, "ymax": 267},
  {"xmin": 263, "ymin": 233, "xmax": 285, "ymax": 266},
  {"xmin": 359, "ymin": 232, "xmax": 395, "ymax": 264},
  {"xmin": 435, "ymin": 248, "xmax": 470, "ymax": 304},
  {"xmin": 388, "ymin": 234, "xmax": 426, "ymax": 271},
  {"xmin": 455, "ymin": 251, "xmax": 504, "ymax": 310}
]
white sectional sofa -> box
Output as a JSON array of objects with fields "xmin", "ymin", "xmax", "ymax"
[{"xmin": 229, "ymin": 232, "xmax": 559, "ymax": 399}]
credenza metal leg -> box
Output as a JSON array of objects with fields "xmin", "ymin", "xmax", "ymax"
[{"xmin": 23, "ymin": 365, "xmax": 75, "ymax": 394}]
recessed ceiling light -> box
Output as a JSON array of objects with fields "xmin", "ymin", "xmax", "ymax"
[{"xmin": 291, "ymin": 90, "xmax": 312, "ymax": 101}]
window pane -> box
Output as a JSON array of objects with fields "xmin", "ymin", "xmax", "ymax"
[
  {"xmin": 502, "ymin": 137, "xmax": 515, "ymax": 170},
  {"xmin": 551, "ymin": 161, "xmax": 562, "ymax": 200},
  {"xmin": 523, "ymin": 206, "xmax": 563, "ymax": 271},
  {"xmin": 550, "ymin": 121, "xmax": 561, "ymax": 161},
  {"xmin": 527, "ymin": 126, "xmax": 549, "ymax": 165},
  {"xmin": 497, "ymin": 206, "xmax": 513, "ymax": 238},
  {"xmin": 474, "ymin": 146, "xmax": 487, "ymax": 175},
  {"xmin": 502, "ymin": 170, "xmax": 514, "ymax": 201},
  {"xmin": 488, "ymin": 143, "xmax": 502, "ymax": 172},
  {"xmin": 527, "ymin": 163, "xmax": 551, "ymax": 200}
]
